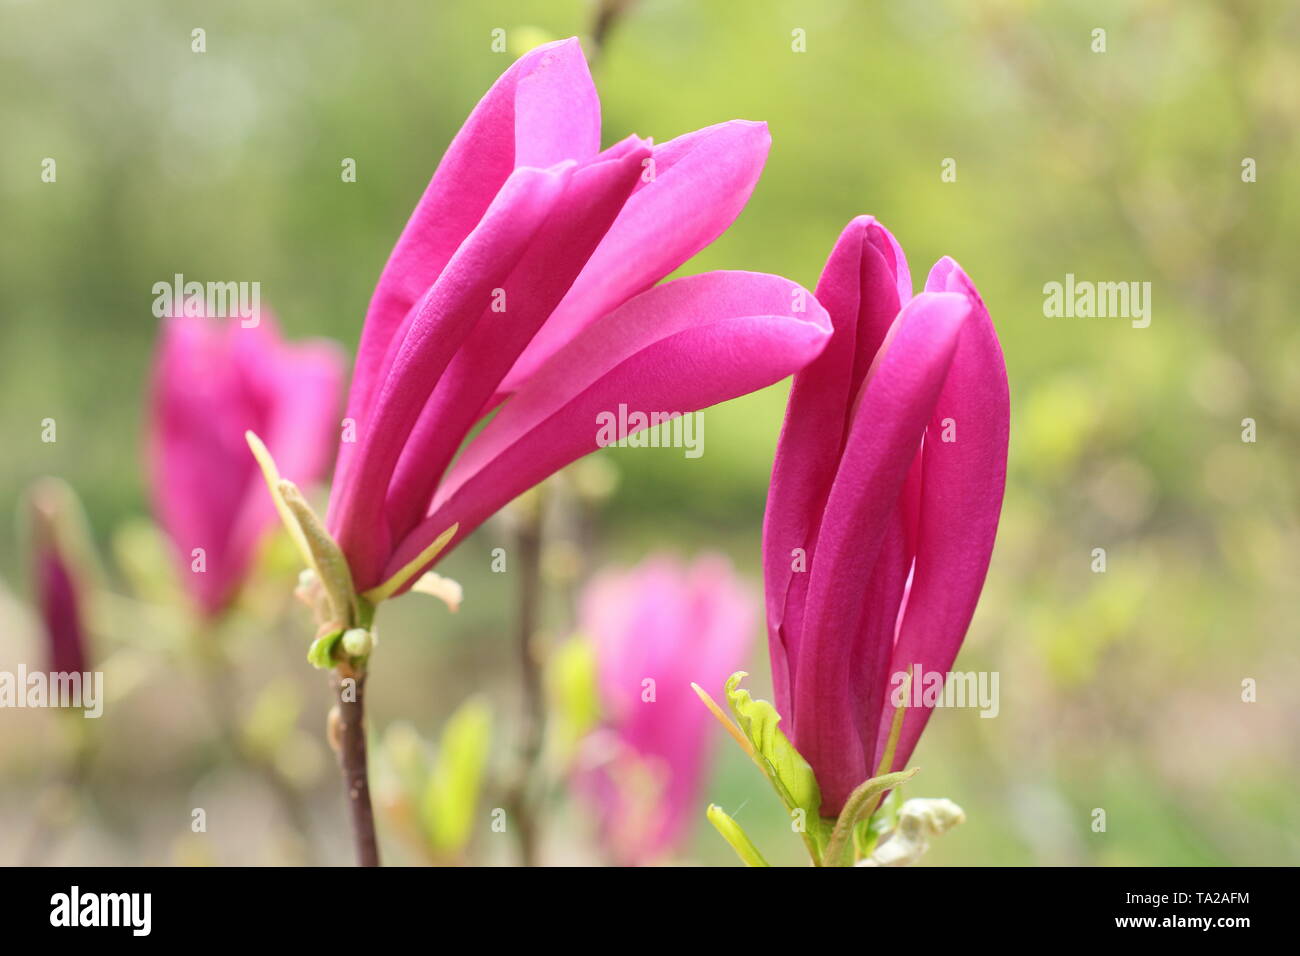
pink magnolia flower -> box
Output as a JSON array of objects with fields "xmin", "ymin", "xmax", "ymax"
[
  {"xmin": 148, "ymin": 311, "xmax": 344, "ymax": 617},
  {"xmin": 26, "ymin": 479, "xmax": 91, "ymax": 675},
  {"xmin": 577, "ymin": 554, "xmax": 754, "ymax": 865},
  {"xmin": 763, "ymin": 217, "xmax": 1009, "ymax": 815},
  {"xmin": 325, "ymin": 38, "xmax": 830, "ymax": 595}
]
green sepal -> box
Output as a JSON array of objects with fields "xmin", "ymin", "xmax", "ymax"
[
  {"xmin": 723, "ymin": 673, "xmax": 819, "ymax": 812},
  {"xmin": 695, "ymin": 672, "xmax": 832, "ymax": 863},
  {"xmin": 706, "ymin": 804, "xmax": 770, "ymax": 867},
  {"xmin": 278, "ymin": 479, "xmax": 357, "ymax": 627},
  {"xmin": 724, "ymin": 672, "xmax": 832, "ymax": 860},
  {"xmin": 822, "ymin": 767, "xmax": 919, "ymax": 866}
]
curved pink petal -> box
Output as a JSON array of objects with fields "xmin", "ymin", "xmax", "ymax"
[
  {"xmin": 763, "ymin": 216, "xmax": 910, "ymax": 714},
  {"xmin": 496, "ymin": 120, "xmax": 772, "ymax": 396},
  {"xmin": 381, "ymin": 271, "xmax": 832, "ymax": 591},
  {"xmin": 873, "ymin": 258, "xmax": 1010, "ymax": 774},
  {"xmin": 328, "ymin": 164, "xmax": 572, "ymax": 586},
  {"xmin": 337, "ymin": 38, "xmax": 600, "ymax": 492},
  {"xmin": 383, "ymin": 138, "xmax": 652, "ymax": 539},
  {"xmin": 791, "ymin": 290, "xmax": 972, "ymax": 813}
]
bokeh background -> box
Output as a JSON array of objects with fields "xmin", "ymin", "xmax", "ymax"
[{"xmin": 2, "ymin": 0, "xmax": 1298, "ymax": 865}]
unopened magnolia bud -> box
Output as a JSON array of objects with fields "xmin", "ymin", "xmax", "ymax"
[{"xmin": 341, "ymin": 628, "xmax": 373, "ymax": 657}]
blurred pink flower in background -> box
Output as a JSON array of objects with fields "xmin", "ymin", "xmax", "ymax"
[
  {"xmin": 763, "ymin": 216, "xmax": 1009, "ymax": 815},
  {"xmin": 576, "ymin": 554, "xmax": 754, "ymax": 865},
  {"xmin": 26, "ymin": 479, "xmax": 91, "ymax": 675},
  {"xmin": 148, "ymin": 311, "xmax": 344, "ymax": 617},
  {"xmin": 325, "ymin": 37, "xmax": 830, "ymax": 596}
]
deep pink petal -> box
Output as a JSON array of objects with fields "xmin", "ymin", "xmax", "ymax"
[
  {"xmin": 791, "ymin": 290, "xmax": 972, "ymax": 813},
  {"xmin": 873, "ymin": 258, "xmax": 1010, "ymax": 773},
  {"xmin": 496, "ymin": 120, "xmax": 772, "ymax": 396},
  {"xmin": 337, "ymin": 38, "xmax": 599, "ymax": 493},
  {"xmin": 381, "ymin": 271, "xmax": 832, "ymax": 590},
  {"xmin": 328, "ymin": 165, "xmax": 571, "ymax": 587},
  {"xmin": 762, "ymin": 216, "xmax": 910, "ymax": 717},
  {"xmin": 382, "ymin": 139, "xmax": 652, "ymax": 539}
]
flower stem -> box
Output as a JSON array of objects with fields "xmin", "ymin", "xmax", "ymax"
[{"xmin": 331, "ymin": 666, "xmax": 380, "ymax": 866}]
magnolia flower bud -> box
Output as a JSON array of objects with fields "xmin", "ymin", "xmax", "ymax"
[
  {"xmin": 341, "ymin": 628, "xmax": 374, "ymax": 657},
  {"xmin": 26, "ymin": 478, "xmax": 93, "ymax": 677}
]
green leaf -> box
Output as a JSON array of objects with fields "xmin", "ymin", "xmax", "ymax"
[
  {"xmin": 422, "ymin": 695, "xmax": 492, "ymax": 856},
  {"xmin": 545, "ymin": 635, "xmax": 602, "ymax": 755},
  {"xmin": 706, "ymin": 804, "xmax": 770, "ymax": 867},
  {"xmin": 719, "ymin": 672, "xmax": 832, "ymax": 862},
  {"xmin": 306, "ymin": 629, "xmax": 344, "ymax": 669}
]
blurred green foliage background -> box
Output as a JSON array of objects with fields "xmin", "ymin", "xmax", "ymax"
[{"xmin": 1, "ymin": 0, "xmax": 1298, "ymax": 865}]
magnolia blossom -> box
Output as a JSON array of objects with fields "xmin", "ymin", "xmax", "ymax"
[
  {"xmin": 763, "ymin": 216, "xmax": 1009, "ymax": 815},
  {"xmin": 577, "ymin": 555, "xmax": 754, "ymax": 864},
  {"xmin": 324, "ymin": 38, "xmax": 830, "ymax": 596},
  {"xmin": 148, "ymin": 311, "xmax": 344, "ymax": 616},
  {"xmin": 26, "ymin": 479, "xmax": 91, "ymax": 675}
]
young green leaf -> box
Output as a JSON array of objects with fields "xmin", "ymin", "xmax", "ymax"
[
  {"xmin": 422, "ymin": 695, "xmax": 492, "ymax": 856},
  {"xmin": 706, "ymin": 804, "xmax": 770, "ymax": 867},
  {"xmin": 306, "ymin": 628, "xmax": 344, "ymax": 670}
]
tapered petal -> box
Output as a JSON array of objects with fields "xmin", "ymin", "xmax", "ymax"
[
  {"xmin": 873, "ymin": 259, "xmax": 1009, "ymax": 773},
  {"xmin": 328, "ymin": 164, "xmax": 572, "ymax": 586},
  {"xmin": 791, "ymin": 290, "xmax": 972, "ymax": 813},
  {"xmin": 383, "ymin": 138, "xmax": 652, "ymax": 539},
  {"xmin": 496, "ymin": 120, "xmax": 773, "ymax": 395},
  {"xmin": 338, "ymin": 38, "xmax": 600, "ymax": 492},
  {"xmin": 763, "ymin": 216, "xmax": 911, "ymax": 715},
  {"xmin": 380, "ymin": 271, "xmax": 832, "ymax": 591}
]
